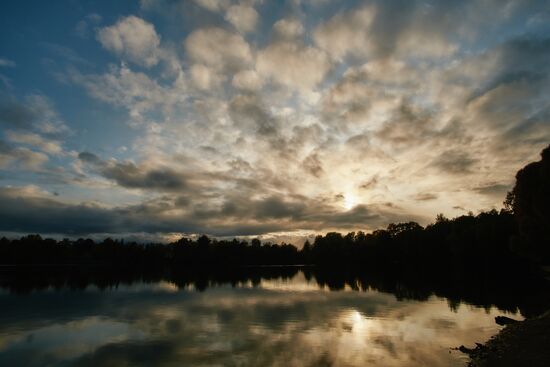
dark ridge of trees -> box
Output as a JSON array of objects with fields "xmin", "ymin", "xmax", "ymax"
[
  {"xmin": 303, "ymin": 209, "xmax": 522, "ymax": 271},
  {"xmin": 0, "ymin": 235, "xmax": 301, "ymax": 267}
]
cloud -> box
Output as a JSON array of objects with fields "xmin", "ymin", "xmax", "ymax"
[
  {"xmin": 0, "ymin": 93, "xmax": 70, "ymax": 136},
  {"xmin": 431, "ymin": 150, "xmax": 478, "ymax": 174},
  {"xmin": 320, "ymin": 60, "xmax": 420, "ymax": 126},
  {"xmin": 0, "ymin": 97, "xmax": 36, "ymax": 130},
  {"xmin": 97, "ymin": 16, "xmax": 161, "ymax": 67},
  {"xmin": 75, "ymin": 13, "xmax": 102, "ymax": 38},
  {"xmin": 78, "ymin": 151, "xmax": 102, "ymax": 164},
  {"xmin": 0, "ymin": 141, "xmax": 49, "ymax": 171},
  {"xmin": 193, "ymin": 0, "xmax": 230, "ymax": 12},
  {"xmin": 313, "ymin": 6, "xmax": 376, "ymax": 61},
  {"xmin": 185, "ymin": 27, "xmax": 252, "ymax": 72},
  {"xmin": 313, "ymin": 1, "xmax": 466, "ymax": 61},
  {"xmin": 232, "ymin": 70, "xmax": 263, "ymax": 91},
  {"xmin": 0, "ymin": 183, "xmax": 419, "ymax": 237},
  {"xmin": 0, "ymin": 58, "xmax": 16, "ymax": 67},
  {"xmin": 6, "ymin": 131, "xmax": 63, "ymax": 155},
  {"xmin": 256, "ymin": 41, "xmax": 331, "ymax": 92},
  {"xmin": 189, "ymin": 64, "xmax": 221, "ymax": 90},
  {"xmin": 0, "ymin": 186, "xmax": 130, "ymax": 234},
  {"xmin": 473, "ymin": 183, "xmax": 511, "ymax": 198},
  {"xmin": 225, "ymin": 4, "xmax": 259, "ymax": 33},
  {"xmin": 228, "ymin": 94, "xmax": 279, "ymax": 138},
  {"xmin": 273, "ymin": 18, "xmax": 304, "ymax": 39},
  {"xmin": 302, "ymin": 152, "xmax": 323, "ymax": 177},
  {"xmin": 375, "ymin": 103, "xmax": 435, "ymax": 147},
  {"xmin": 102, "ymin": 163, "xmax": 187, "ymax": 191},
  {"xmin": 78, "ymin": 152, "xmax": 187, "ymax": 191},
  {"xmin": 68, "ymin": 63, "xmax": 186, "ymax": 124},
  {"xmin": 414, "ymin": 193, "xmax": 438, "ymax": 201}
]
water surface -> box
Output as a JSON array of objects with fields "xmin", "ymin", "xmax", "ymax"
[{"xmin": 0, "ymin": 269, "xmax": 517, "ymax": 366}]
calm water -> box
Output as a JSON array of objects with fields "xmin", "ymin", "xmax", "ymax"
[{"xmin": 0, "ymin": 269, "xmax": 517, "ymax": 367}]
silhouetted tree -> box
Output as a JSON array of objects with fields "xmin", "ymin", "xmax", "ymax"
[{"xmin": 508, "ymin": 144, "xmax": 550, "ymax": 263}]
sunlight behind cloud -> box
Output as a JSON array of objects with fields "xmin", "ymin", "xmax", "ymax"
[{"xmin": 344, "ymin": 193, "xmax": 357, "ymax": 210}]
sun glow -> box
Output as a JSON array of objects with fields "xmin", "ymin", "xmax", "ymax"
[{"xmin": 343, "ymin": 194, "xmax": 357, "ymax": 210}]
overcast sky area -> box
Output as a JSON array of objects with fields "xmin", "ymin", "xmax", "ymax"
[{"xmin": 0, "ymin": 0, "xmax": 549, "ymax": 243}]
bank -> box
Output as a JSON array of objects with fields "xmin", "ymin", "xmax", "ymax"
[{"xmin": 462, "ymin": 310, "xmax": 550, "ymax": 366}]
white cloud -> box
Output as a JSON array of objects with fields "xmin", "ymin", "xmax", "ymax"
[
  {"xmin": 273, "ymin": 18, "xmax": 304, "ymax": 39},
  {"xmin": 313, "ymin": 6, "xmax": 376, "ymax": 60},
  {"xmin": 225, "ymin": 4, "xmax": 259, "ymax": 33},
  {"xmin": 256, "ymin": 41, "xmax": 331, "ymax": 91},
  {"xmin": 0, "ymin": 144, "xmax": 48, "ymax": 171},
  {"xmin": 69, "ymin": 64, "xmax": 186, "ymax": 124},
  {"xmin": 193, "ymin": 0, "xmax": 230, "ymax": 12},
  {"xmin": 97, "ymin": 16, "xmax": 160, "ymax": 67},
  {"xmin": 232, "ymin": 70, "xmax": 263, "ymax": 91},
  {"xmin": 184, "ymin": 27, "xmax": 253, "ymax": 71},
  {"xmin": 6, "ymin": 131, "xmax": 63, "ymax": 155},
  {"xmin": 190, "ymin": 64, "xmax": 221, "ymax": 90}
]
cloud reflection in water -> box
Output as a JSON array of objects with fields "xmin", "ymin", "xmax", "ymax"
[{"xmin": 0, "ymin": 271, "xmax": 514, "ymax": 366}]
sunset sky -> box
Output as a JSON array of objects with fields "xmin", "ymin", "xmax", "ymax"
[{"xmin": 1, "ymin": 0, "xmax": 549, "ymax": 243}]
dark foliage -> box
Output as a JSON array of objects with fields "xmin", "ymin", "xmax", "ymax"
[
  {"xmin": 303, "ymin": 209, "xmax": 522, "ymax": 271},
  {"xmin": 0, "ymin": 235, "xmax": 301, "ymax": 267},
  {"xmin": 507, "ymin": 144, "xmax": 550, "ymax": 263}
]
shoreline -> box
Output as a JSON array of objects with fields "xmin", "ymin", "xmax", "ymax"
[{"xmin": 462, "ymin": 310, "xmax": 550, "ymax": 366}]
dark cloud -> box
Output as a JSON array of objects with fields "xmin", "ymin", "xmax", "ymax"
[
  {"xmin": 0, "ymin": 188, "xmax": 125, "ymax": 234},
  {"xmin": 229, "ymin": 94, "xmax": 280, "ymax": 138},
  {"xmin": 414, "ymin": 193, "xmax": 438, "ymax": 201},
  {"xmin": 102, "ymin": 162, "xmax": 187, "ymax": 191},
  {"xmin": 473, "ymin": 183, "xmax": 511, "ymax": 197},
  {"xmin": 367, "ymin": 0, "xmax": 418, "ymax": 58},
  {"xmin": 0, "ymin": 139, "xmax": 11, "ymax": 154},
  {"xmin": 469, "ymin": 37, "xmax": 550, "ymax": 104},
  {"xmin": 0, "ymin": 184, "xmax": 426, "ymax": 238},
  {"xmin": 431, "ymin": 150, "xmax": 477, "ymax": 174},
  {"xmin": 375, "ymin": 103, "xmax": 435, "ymax": 148},
  {"xmin": 0, "ymin": 97, "xmax": 36, "ymax": 130},
  {"xmin": 253, "ymin": 195, "xmax": 307, "ymax": 219},
  {"xmin": 78, "ymin": 152, "xmax": 187, "ymax": 191},
  {"xmin": 359, "ymin": 176, "xmax": 379, "ymax": 190},
  {"xmin": 78, "ymin": 151, "xmax": 102, "ymax": 164},
  {"xmin": 0, "ymin": 93, "xmax": 70, "ymax": 140},
  {"xmin": 302, "ymin": 153, "xmax": 324, "ymax": 177},
  {"xmin": 503, "ymin": 106, "xmax": 550, "ymax": 145}
]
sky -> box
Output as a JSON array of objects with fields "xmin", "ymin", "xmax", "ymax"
[{"xmin": 0, "ymin": 0, "xmax": 549, "ymax": 243}]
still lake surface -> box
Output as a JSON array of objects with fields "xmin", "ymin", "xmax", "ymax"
[{"xmin": 0, "ymin": 269, "xmax": 517, "ymax": 367}]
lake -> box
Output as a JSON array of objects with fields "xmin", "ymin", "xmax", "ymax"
[{"xmin": 0, "ymin": 267, "xmax": 519, "ymax": 366}]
